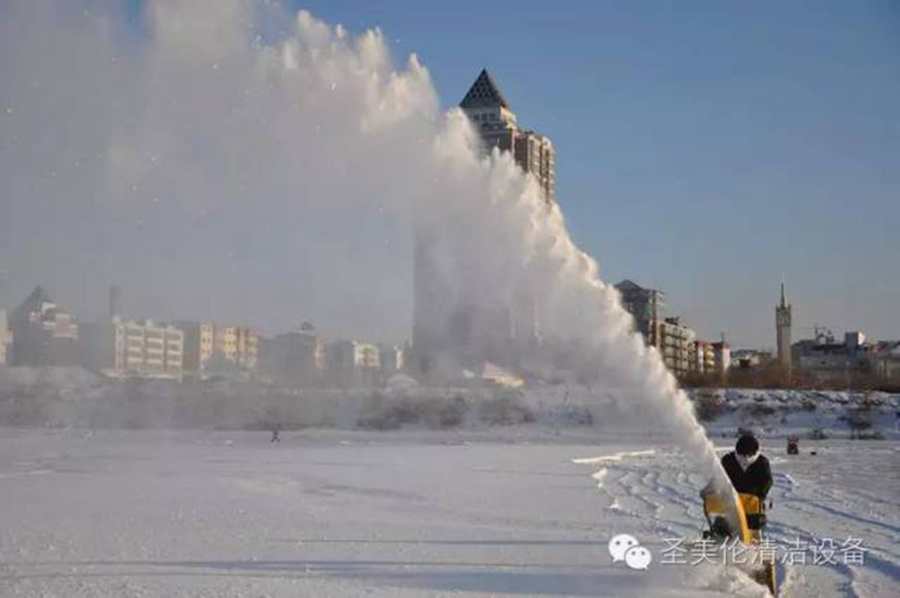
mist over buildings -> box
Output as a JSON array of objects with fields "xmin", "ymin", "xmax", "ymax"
[
  {"xmin": 1, "ymin": 0, "xmax": 440, "ymax": 341},
  {"xmin": 0, "ymin": 0, "xmax": 728, "ymax": 482},
  {"xmin": 0, "ymin": 0, "xmax": 606, "ymax": 366}
]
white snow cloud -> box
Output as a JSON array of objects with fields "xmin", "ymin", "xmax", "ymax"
[{"xmin": 0, "ymin": 0, "xmax": 728, "ymax": 488}]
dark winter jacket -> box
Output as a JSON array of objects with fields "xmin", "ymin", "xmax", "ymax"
[{"xmin": 721, "ymin": 451, "xmax": 773, "ymax": 500}]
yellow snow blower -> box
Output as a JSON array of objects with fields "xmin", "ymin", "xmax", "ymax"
[{"xmin": 703, "ymin": 489, "xmax": 777, "ymax": 595}]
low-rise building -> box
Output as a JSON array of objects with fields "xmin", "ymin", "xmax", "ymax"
[
  {"xmin": 179, "ymin": 321, "xmax": 259, "ymax": 375},
  {"xmin": 325, "ymin": 340, "xmax": 382, "ymax": 387},
  {"xmin": 258, "ymin": 323, "xmax": 324, "ymax": 386},
  {"xmin": 712, "ymin": 341, "xmax": 731, "ymax": 373},
  {"xmin": 690, "ymin": 339, "xmax": 731, "ymax": 376},
  {"xmin": 108, "ymin": 317, "xmax": 184, "ymax": 380},
  {"xmin": 479, "ymin": 361, "xmax": 524, "ymax": 389},
  {"xmin": 692, "ymin": 340, "xmax": 716, "ymax": 374},
  {"xmin": 731, "ymin": 349, "xmax": 772, "ymax": 369},
  {"xmin": 378, "ymin": 344, "xmax": 405, "ymax": 377},
  {"xmin": 792, "ymin": 331, "xmax": 873, "ymax": 384},
  {"xmin": 872, "ymin": 341, "xmax": 900, "ymax": 385}
]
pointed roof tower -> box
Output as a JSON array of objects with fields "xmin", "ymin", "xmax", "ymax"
[
  {"xmin": 615, "ymin": 279, "xmax": 663, "ymax": 295},
  {"xmin": 25, "ymin": 285, "xmax": 51, "ymax": 304},
  {"xmin": 10, "ymin": 285, "xmax": 58, "ymax": 326},
  {"xmin": 460, "ymin": 69, "xmax": 510, "ymax": 110},
  {"xmin": 616, "ymin": 279, "xmax": 643, "ymax": 292},
  {"xmin": 14, "ymin": 285, "xmax": 52, "ymax": 314}
]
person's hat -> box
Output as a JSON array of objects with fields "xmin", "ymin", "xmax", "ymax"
[{"xmin": 736, "ymin": 434, "xmax": 759, "ymax": 456}]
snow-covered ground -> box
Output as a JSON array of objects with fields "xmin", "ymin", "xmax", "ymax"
[{"xmin": 1, "ymin": 427, "xmax": 897, "ymax": 597}]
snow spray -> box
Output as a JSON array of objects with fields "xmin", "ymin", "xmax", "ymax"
[{"xmin": 1, "ymin": 1, "xmax": 729, "ymax": 488}]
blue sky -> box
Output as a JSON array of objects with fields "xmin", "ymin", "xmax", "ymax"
[
  {"xmin": 27, "ymin": 1, "xmax": 895, "ymax": 347},
  {"xmin": 292, "ymin": 0, "xmax": 899, "ymax": 348}
]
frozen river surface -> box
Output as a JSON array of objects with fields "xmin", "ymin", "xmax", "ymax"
[{"xmin": 0, "ymin": 428, "xmax": 897, "ymax": 597}]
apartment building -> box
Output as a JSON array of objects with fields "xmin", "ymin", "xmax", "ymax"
[
  {"xmin": 257, "ymin": 324, "xmax": 324, "ymax": 387},
  {"xmin": 659, "ymin": 317, "xmax": 696, "ymax": 378},
  {"xmin": 179, "ymin": 321, "xmax": 259, "ymax": 375},
  {"xmin": 110, "ymin": 318, "xmax": 184, "ymax": 380}
]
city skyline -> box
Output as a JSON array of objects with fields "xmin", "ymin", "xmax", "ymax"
[
  {"xmin": 297, "ymin": 0, "xmax": 900, "ymax": 348},
  {"xmin": 1, "ymin": 1, "xmax": 897, "ymax": 351}
]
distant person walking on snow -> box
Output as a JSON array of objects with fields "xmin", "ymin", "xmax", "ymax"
[{"xmin": 270, "ymin": 427, "xmax": 280, "ymax": 444}]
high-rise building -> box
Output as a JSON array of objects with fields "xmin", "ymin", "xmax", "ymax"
[
  {"xmin": 616, "ymin": 279, "xmax": 665, "ymax": 348},
  {"xmin": 9, "ymin": 286, "xmax": 79, "ymax": 366},
  {"xmin": 616, "ymin": 280, "xmax": 699, "ymax": 377},
  {"xmin": 775, "ymin": 283, "xmax": 792, "ymax": 373},
  {"xmin": 411, "ymin": 70, "xmax": 556, "ymax": 377},
  {"xmin": 459, "ymin": 69, "xmax": 556, "ymax": 203}
]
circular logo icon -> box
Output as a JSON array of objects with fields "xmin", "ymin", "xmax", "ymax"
[
  {"xmin": 624, "ymin": 545, "xmax": 652, "ymax": 570},
  {"xmin": 608, "ymin": 534, "xmax": 640, "ymax": 563}
]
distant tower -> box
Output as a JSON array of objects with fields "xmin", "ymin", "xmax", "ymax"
[{"xmin": 775, "ymin": 283, "xmax": 792, "ymax": 373}]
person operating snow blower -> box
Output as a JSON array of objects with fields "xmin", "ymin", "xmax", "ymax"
[
  {"xmin": 702, "ymin": 434, "xmax": 774, "ymax": 535},
  {"xmin": 722, "ymin": 435, "xmax": 772, "ymax": 508},
  {"xmin": 701, "ymin": 434, "xmax": 777, "ymax": 595}
]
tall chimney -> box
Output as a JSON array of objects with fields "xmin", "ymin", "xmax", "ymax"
[{"xmin": 109, "ymin": 286, "xmax": 122, "ymax": 321}]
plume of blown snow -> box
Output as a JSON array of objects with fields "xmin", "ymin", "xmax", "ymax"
[{"xmin": 0, "ymin": 0, "xmax": 725, "ymax": 484}]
